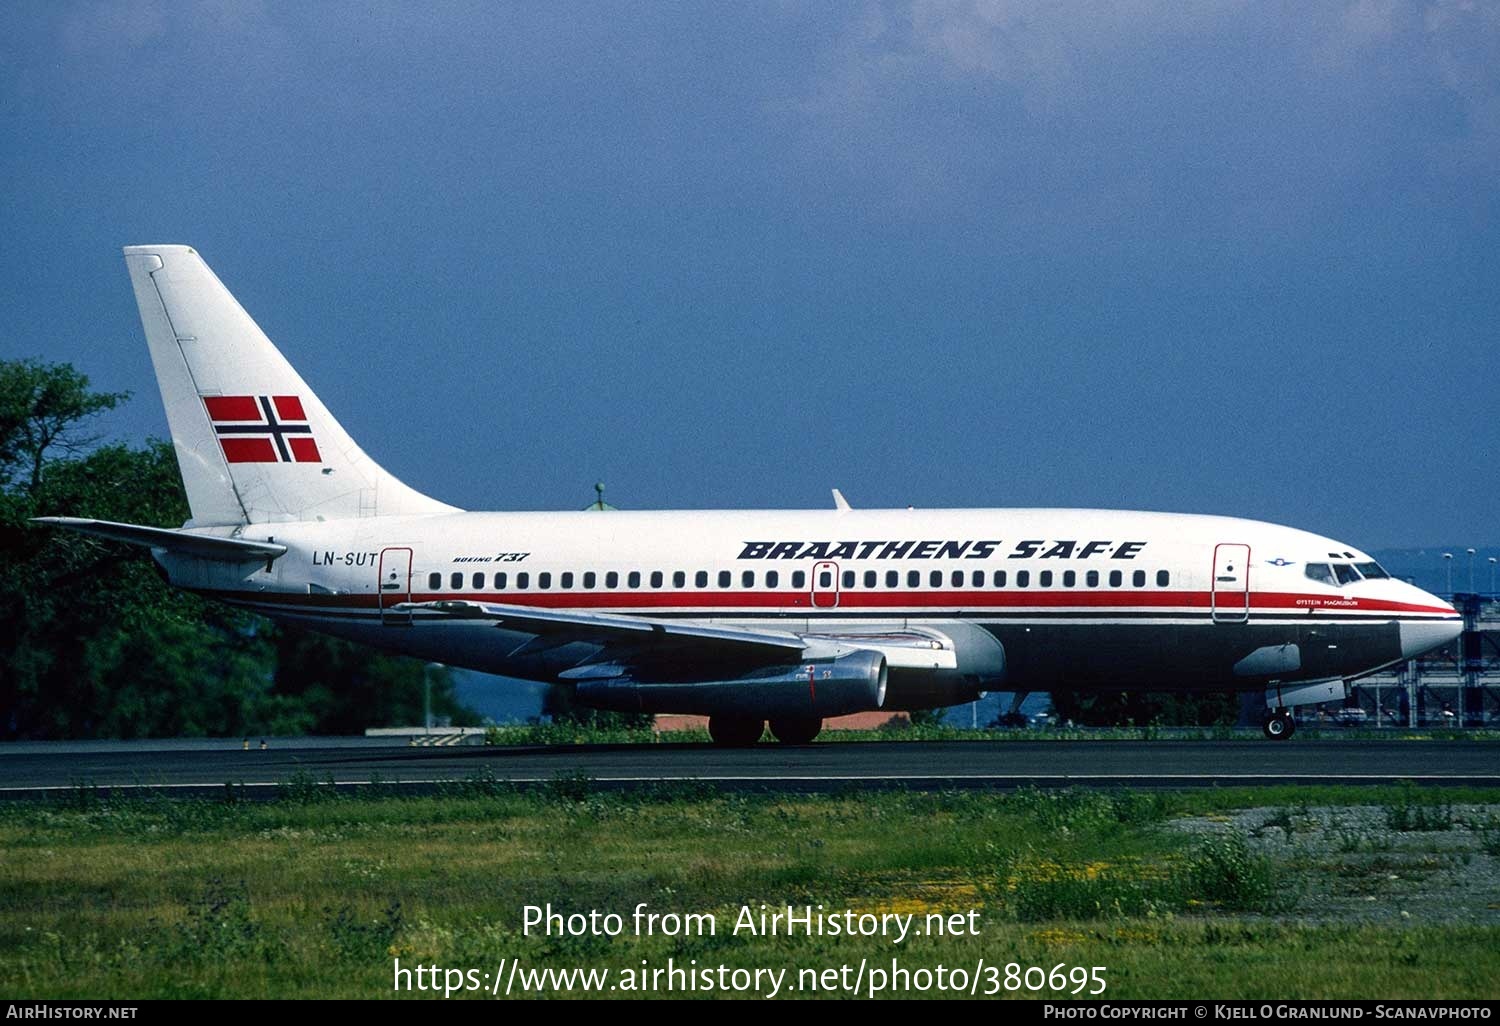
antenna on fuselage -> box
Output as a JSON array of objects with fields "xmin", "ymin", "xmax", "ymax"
[
  {"xmin": 831, "ymin": 488, "xmax": 851, "ymax": 512},
  {"xmin": 583, "ymin": 481, "xmax": 617, "ymax": 511}
]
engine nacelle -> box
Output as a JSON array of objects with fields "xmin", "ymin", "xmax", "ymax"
[{"xmin": 575, "ymin": 650, "xmax": 888, "ymax": 719}]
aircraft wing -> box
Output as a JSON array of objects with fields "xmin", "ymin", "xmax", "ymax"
[{"xmin": 393, "ymin": 600, "xmax": 957, "ymax": 673}]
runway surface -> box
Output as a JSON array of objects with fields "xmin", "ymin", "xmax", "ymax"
[{"xmin": 1, "ymin": 738, "xmax": 1496, "ymax": 796}]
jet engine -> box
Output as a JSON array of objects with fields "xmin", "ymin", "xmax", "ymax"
[{"xmin": 575, "ymin": 650, "xmax": 888, "ymax": 719}]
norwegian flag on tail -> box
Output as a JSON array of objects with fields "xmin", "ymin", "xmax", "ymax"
[{"xmin": 203, "ymin": 395, "xmax": 322, "ymax": 464}]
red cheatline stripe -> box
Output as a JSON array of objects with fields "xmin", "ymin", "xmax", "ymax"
[
  {"xmin": 219, "ymin": 437, "xmax": 278, "ymax": 463},
  {"xmin": 203, "ymin": 395, "xmax": 262, "ymax": 421},
  {"xmin": 208, "ymin": 586, "xmax": 1458, "ymax": 618},
  {"xmin": 273, "ymin": 395, "xmax": 307, "ymax": 420}
]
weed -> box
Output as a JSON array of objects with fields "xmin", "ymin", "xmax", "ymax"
[
  {"xmin": 1331, "ymin": 818, "xmax": 1366, "ymax": 854},
  {"xmin": 1255, "ymin": 808, "xmax": 1297, "ymax": 843},
  {"xmin": 1188, "ymin": 832, "xmax": 1294, "ymax": 914},
  {"xmin": 1477, "ymin": 816, "xmax": 1500, "ymax": 857},
  {"xmin": 548, "ymin": 770, "xmax": 595, "ymax": 802},
  {"xmin": 174, "ymin": 878, "xmax": 263, "ymax": 959},
  {"xmin": 325, "ymin": 901, "xmax": 403, "ymax": 959},
  {"xmin": 1383, "ymin": 786, "xmax": 1454, "ymax": 832}
]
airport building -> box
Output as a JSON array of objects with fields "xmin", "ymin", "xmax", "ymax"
[{"xmin": 1346, "ymin": 594, "xmax": 1500, "ymax": 728}]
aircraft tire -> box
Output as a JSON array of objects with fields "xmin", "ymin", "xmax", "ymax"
[
  {"xmin": 1262, "ymin": 711, "xmax": 1295, "ymax": 740},
  {"xmin": 769, "ymin": 716, "xmax": 822, "ymax": 745},
  {"xmin": 708, "ymin": 715, "xmax": 765, "ymax": 747}
]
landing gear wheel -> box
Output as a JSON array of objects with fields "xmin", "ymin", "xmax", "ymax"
[
  {"xmin": 708, "ymin": 715, "xmax": 765, "ymax": 747},
  {"xmin": 769, "ymin": 716, "xmax": 822, "ymax": 745},
  {"xmin": 1262, "ymin": 710, "xmax": 1295, "ymax": 740}
]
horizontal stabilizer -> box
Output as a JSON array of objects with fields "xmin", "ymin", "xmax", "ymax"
[{"xmin": 32, "ymin": 517, "xmax": 287, "ymax": 561}]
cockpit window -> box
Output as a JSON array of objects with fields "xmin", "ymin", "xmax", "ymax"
[
  {"xmin": 1333, "ymin": 563, "xmax": 1362, "ymax": 585},
  {"xmin": 1305, "ymin": 563, "xmax": 1335, "ymax": 586},
  {"xmin": 1354, "ymin": 561, "xmax": 1389, "ymax": 580}
]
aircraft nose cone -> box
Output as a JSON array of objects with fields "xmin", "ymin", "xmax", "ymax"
[{"xmin": 1399, "ymin": 617, "xmax": 1463, "ymax": 660}]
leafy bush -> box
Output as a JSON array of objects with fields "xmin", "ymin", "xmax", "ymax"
[{"xmin": 1188, "ymin": 832, "xmax": 1293, "ymax": 914}]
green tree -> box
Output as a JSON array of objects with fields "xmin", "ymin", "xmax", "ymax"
[
  {"xmin": 0, "ymin": 358, "xmax": 477, "ymax": 739},
  {"xmin": 0, "ymin": 359, "xmax": 127, "ymax": 494},
  {"xmin": 271, "ymin": 629, "xmax": 475, "ymax": 734},
  {"xmin": 0, "ymin": 436, "xmax": 291, "ymax": 738}
]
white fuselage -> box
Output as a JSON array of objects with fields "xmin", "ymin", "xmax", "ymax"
[{"xmin": 159, "ymin": 506, "xmax": 1460, "ymax": 708}]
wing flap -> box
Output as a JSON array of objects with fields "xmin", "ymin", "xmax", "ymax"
[
  {"xmin": 394, "ymin": 600, "xmax": 806, "ymax": 655},
  {"xmin": 394, "ymin": 601, "xmax": 960, "ymax": 670}
]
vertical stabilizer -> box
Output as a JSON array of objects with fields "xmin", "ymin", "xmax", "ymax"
[{"xmin": 122, "ymin": 245, "xmax": 459, "ymax": 525}]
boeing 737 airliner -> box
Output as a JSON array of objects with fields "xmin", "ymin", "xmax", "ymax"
[{"xmin": 37, "ymin": 246, "xmax": 1462, "ymax": 744}]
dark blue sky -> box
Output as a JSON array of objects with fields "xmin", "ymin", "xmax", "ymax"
[{"xmin": 2, "ymin": 2, "xmax": 1496, "ymax": 549}]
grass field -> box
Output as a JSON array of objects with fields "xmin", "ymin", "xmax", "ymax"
[{"xmin": 3, "ymin": 780, "xmax": 1498, "ymax": 999}]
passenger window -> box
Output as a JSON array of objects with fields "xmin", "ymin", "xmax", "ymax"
[
  {"xmin": 843, "ymin": 570, "xmax": 856, "ymax": 588},
  {"xmin": 907, "ymin": 570, "xmax": 920, "ymax": 588},
  {"xmin": 516, "ymin": 572, "xmax": 529, "ymax": 589},
  {"xmin": 673, "ymin": 571, "xmax": 686, "ymax": 588},
  {"xmin": 495, "ymin": 572, "xmax": 507, "ymax": 590},
  {"xmin": 972, "ymin": 570, "xmax": 984, "ymax": 587},
  {"xmin": 887, "ymin": 570, "xmax": 899, "ymax": 588},
  {"xmin": 538, "ymin": 572, "xmax": 552, "ymax": 589},
  {"xmin": 650, "ymin": 571, "xmax": 663, "ymax": 588},
  {"xmin": 472, "ymin": 572, "xmax": 485, "ymax": 589},
  {"xmin": 560, "ymin": 572, "xmax": 573, "ymax": 589},
  {"xmin": 695, "ymin": 570, "xmax": 708, "ymax": 588},
  {"xmin": 605, "ymin": 571, "xmax": 617, "ymax": 588},
  {"xmin": 718, "ymin": 570, "xmax": 731, "ymax": 588},
  {"xmin": 930, "ymin": 570, "xmax": 943, "ymax": 587},
  {"xmin": 864, "ymin": 570, "xmax": 877, "ymax": 588},
  {"xmin": 994, "ymin": 570, "xmax": 1007, "ymax": 587},
  {"xmin": 818, "ymin": 571, "xmax": 832, "ymax": 588},
  {"xmin": 628, "ymin": 571, "xmax": 641, "ymax": 588},
  {"xmin": 792, "ymin": 570, "xmax": 806, "ymax": 588},
  {"xmin": 1086, "ymin": 570, "xmax": 1099, "ymax": 587},
  {"xmin": 1132, "ymin": 570, "xmax": 1146, "ymax": 587},
  {"xmin": 1157, "ymin": 570, "xmax": 1169, "ymax": 587},
  {"xmin": 947, "ymin": 570, "xmax": 959, "ymax": 587},
  {"xmin": 766, "ymin": 570, "xmax": 779, "ymax": 588},
  {"xmin": 1016, "ymin": 570, "xmax": 1030, "ymax": 587},
  {"xmin": 1304, "ymin": 563, "xmax": 1335, "ymax": 586},
  {"xmin": 1063, "ymin": 570, "xmax": 1076, "ymax": 587},
  {"xmin": 742, "ymin": 570, "xmax": 755, "ymax": 588},
  {"xmin": 583, "ymin": 572, "xmax": 596, "ymax": 589},
  {"xmin": 428, "ymin": 572, "xmax": 441, "ymax": 590},
  {"xmin": 1039, "ymin": 570, "xmax": 1053, "ymax": 587},
  {"xmin": 450, "ymin": 572, "xmax": 463, "ymax": 589},
  {"xmin": 1109, "ymin": 570, "xmax": 1122, "ymax": 587}
]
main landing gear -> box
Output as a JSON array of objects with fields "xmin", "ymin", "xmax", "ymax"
[
  {"xmin": 707, "ymin": 715, "xmax": 764, "ymax": 747},
  {"xmin": 768, "ymin": 716, "xmax": 822, "ymax": 745},
  {"xmin": 706, "ymin": 715, "xmax": 824, "ymax": 746},
  {"xmin": 1262, "ymin": 708, "xmax": 1296, "ymax": 740}
]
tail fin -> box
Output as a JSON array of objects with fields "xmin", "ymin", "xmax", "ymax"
[{"xmin": 122, "ymin": 245, "xmax": 459, "ymax": 526}]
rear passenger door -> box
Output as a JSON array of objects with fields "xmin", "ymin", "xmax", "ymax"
[{"xmin": 379, "ymin": 547, "xmax": 413, "ymax": 626}]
